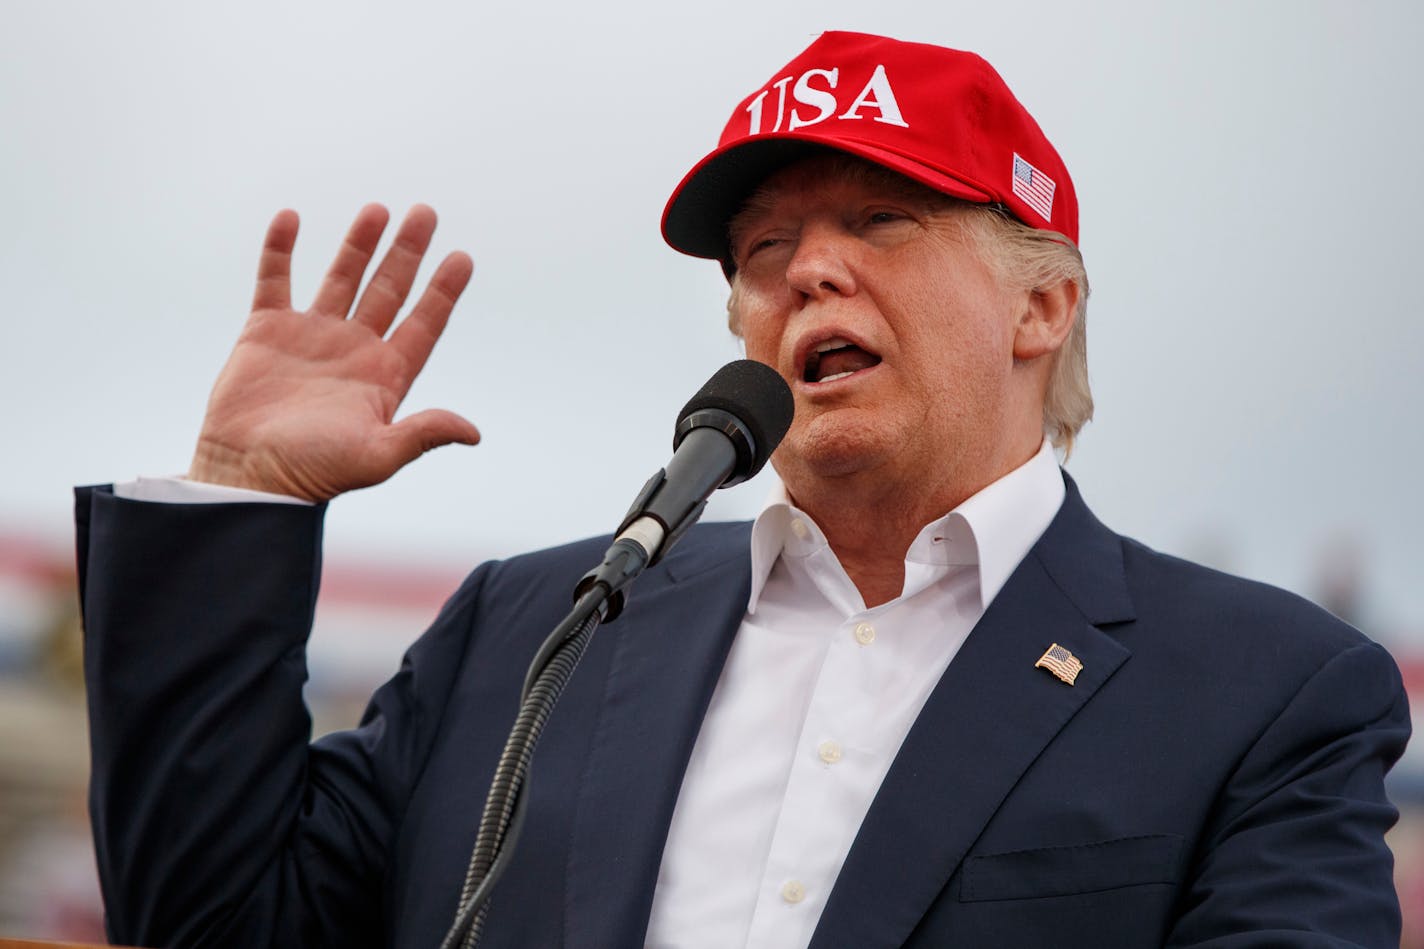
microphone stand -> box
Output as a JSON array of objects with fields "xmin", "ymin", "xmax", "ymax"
[
  {"xmin": 439, "ymin": 585, "xmax": 611, "ymax": 949},
  {"xmin": 438, "ymin": 492, "xmax": 672, "ymax": 949}
]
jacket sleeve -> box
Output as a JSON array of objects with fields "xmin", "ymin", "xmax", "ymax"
[
  {"xmin": 1165, "ymin": 639, "xmax": 1411, "ymax": 948},
  {"xmin": 77, "ymin": 484, "xmax": 483, "ymax": 947}
]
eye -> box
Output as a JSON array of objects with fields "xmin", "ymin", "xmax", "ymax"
[
  {"xmin": 737, "ymin": 232, "xmax": 789, "ymax": 266},
  {"xmin": 865, "ymin": 209, "xmax": 906, "ymax": 225}
]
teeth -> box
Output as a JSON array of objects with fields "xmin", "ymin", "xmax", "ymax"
[
  {"xmin": 818, "ymin": 370, "xmax": 855, "ymax": 383},
  {"xmin": 815, "ymin": 337, "xmax": 852, "ymax": 354}
]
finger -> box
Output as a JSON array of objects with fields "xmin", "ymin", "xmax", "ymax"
[
  {"xmin": 388, "ymin": 251, "xmax": 474, "ymax": 378},
  {"xmin": 380, "ymin": 408, "xmax": 482, "ymax": 471},
  {"xmin": 251, "ymin": 209, "xmax": 300, "ymax": 312},
  {"xmin": 309, "ymin": 203, "xmax": 391, "ymax": 318},
  {"xmin": 351, "ymin": 204, "xmax": 438, "ymax": 336}
]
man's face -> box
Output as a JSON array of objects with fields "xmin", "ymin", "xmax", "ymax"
[{"xmin": 727, "ymin": 155, "xmax": 1034, "ymax": 499}]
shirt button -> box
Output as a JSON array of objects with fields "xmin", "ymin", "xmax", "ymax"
[
  {"xmin": 780, "ymin": 879, "xmax": 806, "ymax": 904},
  {"xmin": 853, "ymin": 622, "xmax": 876, "ymax": 645},
  {"xmin": 791, "ymin": 518, "xmax": 811, "ymax": 540},
  {"xmin": 817, "ymin": 740, "xmax": 843, "ymax": 764}
]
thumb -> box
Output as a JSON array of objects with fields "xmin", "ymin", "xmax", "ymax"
[{"xmin": 385, "ymin": 408, "xmax": 482, "ymax": 466}]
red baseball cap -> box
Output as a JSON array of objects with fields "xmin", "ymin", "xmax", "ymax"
[{"xmin": 661, "ymin": 31, "xmax": 1078, "ymax": 265}]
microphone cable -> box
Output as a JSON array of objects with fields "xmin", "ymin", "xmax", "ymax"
[{"xmin": 440, "ymin": 589, "xmax": 606, "ymax": 949}]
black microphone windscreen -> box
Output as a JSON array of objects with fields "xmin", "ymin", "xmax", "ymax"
[{"xmin": 677, "ymin": 360, "xmax": 794, "ymax": 479}]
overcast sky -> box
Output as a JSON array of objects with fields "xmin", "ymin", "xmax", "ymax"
[{"xmin": 3, "ymin": 2, "xmax": 1421, "ymax": 639}]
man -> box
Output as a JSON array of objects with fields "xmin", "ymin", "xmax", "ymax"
[{"xmin": 78, "ymin": 31, "xmax": 1408, "ymax": 947}]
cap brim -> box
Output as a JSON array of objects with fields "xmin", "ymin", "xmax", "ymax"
[{"xmin": 661, "ymin": 133, "xmax": 996, "ymax": 262}]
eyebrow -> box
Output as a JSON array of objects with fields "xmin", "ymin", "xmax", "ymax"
[
  {"xmin": 727, "ymin": 167, "xmax": 959, "ymax": 262},
  {"xmin": 727, "ymin": 194, "xmax": 779, "ymax": 254}
]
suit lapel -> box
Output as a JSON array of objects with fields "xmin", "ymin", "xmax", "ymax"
[
  {"xmin": 563, "ymin": 524, "xmax": 752, "ymax": 949},
  {"xmin": 810, "ymin": 480, "xmax": 1136, "ymax": 949}
]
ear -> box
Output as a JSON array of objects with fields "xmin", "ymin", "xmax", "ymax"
[
  {"xmin": 726, "ymin": 277, "xmax": 745, "ymax": 337},
  {"xmin": 1013, "ymin": 278, "xmax": 1079, "ymax": 361}
]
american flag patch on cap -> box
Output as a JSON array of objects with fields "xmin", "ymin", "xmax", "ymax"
[
  {"xmin": 1012, "ymin": 153, "xmax": 1056, "ymax": 223},
  {"xmin": 1035, "ymin": 643, "xmax": 1083, "ymax": 685}
]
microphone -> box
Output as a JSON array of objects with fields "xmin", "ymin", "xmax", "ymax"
[
  {"xmin": 442, "ymin": 361, "xmax": 793, "ymax": 948},
  {"xmin": 578, "ymin": 360, "xmax": 793, "ymax": 618}
]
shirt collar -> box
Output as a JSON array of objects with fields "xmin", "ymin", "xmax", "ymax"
[{"xmin": 746, "ymin": 439, "xmax": 1066, "ymax": 613}]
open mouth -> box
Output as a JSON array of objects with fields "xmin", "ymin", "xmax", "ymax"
[{"xmin": 803, "ymin": 337, "xmax": 882, "ymax": 384}]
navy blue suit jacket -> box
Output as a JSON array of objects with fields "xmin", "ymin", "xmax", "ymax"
[{"xmin": 77, "ymin": 476, "xmax": 1409, "ymax": 947}]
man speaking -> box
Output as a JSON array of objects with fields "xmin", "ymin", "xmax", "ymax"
[{"xmin": 77, "ymin": 31, "xmax": 1409, "ymax": 947}]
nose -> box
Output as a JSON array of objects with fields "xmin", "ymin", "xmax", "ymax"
[{"xmin": 784, "ymin": 221, "xmax": 859, "ymax": 304}]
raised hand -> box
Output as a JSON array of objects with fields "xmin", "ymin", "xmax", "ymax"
[{"xmin": 189, "ymin": 204, "xmax": 479, "ymax": 502}]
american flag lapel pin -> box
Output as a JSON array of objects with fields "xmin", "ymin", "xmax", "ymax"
[{"xmin": 1035, "ymin": 643, "xmax": 1083, "ymax": 685}]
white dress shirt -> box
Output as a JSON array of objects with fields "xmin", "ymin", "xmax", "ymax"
[
  {"xmin": 113, "ymin": 439, "xmax": 1065, "ymax": 948},
  {"xmin": 643, "ymin": 439, "xmax": 1065, "ymax": 949}
]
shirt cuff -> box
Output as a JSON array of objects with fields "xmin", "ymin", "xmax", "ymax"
[{"xmin": 112, "ymin": 475, "xmax": 314, "ymax": 506}]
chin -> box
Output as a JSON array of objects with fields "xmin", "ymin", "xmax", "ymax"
[{"xmin": 779, "ymin": 410, "xmax": 902, "ymax": 481}]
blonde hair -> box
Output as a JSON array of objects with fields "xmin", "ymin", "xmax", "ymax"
[
  {"xmin": 957, "ymin": 205, "xmax": 1092, "ymax": 457},
  {"xmin": 725, "ymin": 156, "xmax": 1092, "ymax": 456}
]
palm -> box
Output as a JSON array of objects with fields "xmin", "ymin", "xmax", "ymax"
[{"xmin": 192, "ymin": 205, "xmax": 478, "ymax": 501}]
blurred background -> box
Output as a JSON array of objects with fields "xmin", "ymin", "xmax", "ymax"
[{"xmin": 2, "ymin": 0, "xmax": 1421, "ymax": 941}]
